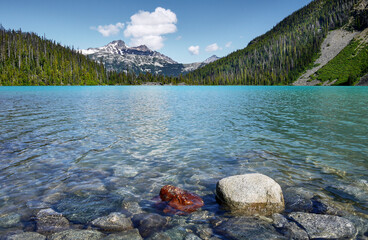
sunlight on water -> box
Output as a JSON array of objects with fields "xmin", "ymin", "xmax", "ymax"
[{"xmin": 0, "ymin": 86, "xmax": 367, "ymax": 236}]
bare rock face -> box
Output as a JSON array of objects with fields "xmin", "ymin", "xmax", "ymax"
[
  {"xmin": 91, "ymin": 212, "xmax": 133, "ymax": 232},
  {"xmin": 216, "ymin": 174, "xmax": 284, "ymax": 215}
]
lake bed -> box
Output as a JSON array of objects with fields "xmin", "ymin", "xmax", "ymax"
[{"xmin": 0, "ymin": 86, "xmax": 367, "ymax": 239}]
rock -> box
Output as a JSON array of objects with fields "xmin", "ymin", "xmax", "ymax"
[
  {"xmin": 283, "ymin": 187, "xmax": 314, "ymax": 213},
  {"xmin": 158, "ymin": 185, "xmax": 204, "ymax": 214},
  {"xmin": 36, "ymin": 208, "xmax": 69, "ymax": 234},
  {"xmin": 193, "ymin": 225, "xmax": 214, "ymax": 239},
  {"xmin": 288, "ymin": 212, "xmax": 357, "ymax": 239},
  {"xmin": 55, "ymin": 193, "xmax": 123, "ymax": 224},
  {"xmin": 49, "ymin": 229, "xmax": 105, "ymax": 240},
  {"xmin": 132, "ymin": 213, "xmax": 168, "ymax": 238},
  {"xmin": 216, "ymin": 174, "xmax": 284, "ymax": 215},
  {"xmin": 146, "ymin": 232, "xmax": 171, "ymax": 240},
  {"xmin": 121, "ymin": 201, "xmax": 143, "ymax": 215},
  {"xmin": 91, "ymin": 212, "xmax": 133, "ymax": 232},
  {"xmin": 102, "ymin": 229, "xmax": 143, "ymax": 240},
  {"xmin": 6, "ymin": 232, "xmax": 46, "ymax": 240},
  {"xmin": 272, "ymin": 213, "xmax": 309, "ymax": 240},
  {"xmin": 215, "ymin": 217, "xmax": 285, "ymax": 240},
  {"xmin": 163, "ymin": 226, "xmax": 188, "ymax": 239},
  {"xmin": 185, "ymin": 233, "xmax": 202, "ymax": 240},
  {"xmin": 0, "ymin": 213, "xmax": 21, "ymax": 228}
]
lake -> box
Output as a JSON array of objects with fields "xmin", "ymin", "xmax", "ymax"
[{"xmin": 0, "ymin": 86, "xmax": 367, "ymax": 238}]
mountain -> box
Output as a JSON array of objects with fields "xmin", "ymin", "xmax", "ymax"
[
  {"xmin": 80, "ymin": 40, "xmax": 219, "ymax": 76},
  {"xmin": 185, "ymin": 0, "xmax": 368, "ymax": 86}
]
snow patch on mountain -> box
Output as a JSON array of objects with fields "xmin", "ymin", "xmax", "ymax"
[{"xmin": 80, "ymin": 40, "xmax": 220, "ymax": 76}]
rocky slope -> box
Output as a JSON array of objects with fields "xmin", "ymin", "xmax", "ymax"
[
  {"xmin": 294, "ymin": 0, "xmax": 368, "ymax": 86},
  {"xmin": 293, "ymin": 30, "xmax": 359, "ymax": 86},
  {"xmin": 80, "ymin": 40, "xmax": 219, "ymax": 76}
]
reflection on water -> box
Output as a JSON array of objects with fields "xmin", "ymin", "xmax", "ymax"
[{"xmin": 0, "ymin": 86, "xmax": 367, "ymax": 236}]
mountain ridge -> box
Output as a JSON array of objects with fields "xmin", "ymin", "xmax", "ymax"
[{"xmin": 80, "ymin": 40, "xmax": 219, "ymax": 76}]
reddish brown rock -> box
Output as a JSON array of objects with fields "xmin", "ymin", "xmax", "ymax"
[{"xmin": 158, "ymin": 185, "xmax": 204, "ymax": 214}]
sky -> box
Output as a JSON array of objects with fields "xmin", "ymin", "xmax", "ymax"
[{"xmin": 0, "ymin": 0, "xmax": 312, "ymax": 63}]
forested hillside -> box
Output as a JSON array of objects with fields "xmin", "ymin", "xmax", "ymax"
[
  {"xmin": 0, "ymin": 26, "xmax": 108, "ymax": 85},
  {"xmin": 185, "ymin": 0, "xmax": 361, "ymax": 85}
]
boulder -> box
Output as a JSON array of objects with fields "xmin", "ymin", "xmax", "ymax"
[
  {"xmin": 216, "ymin": 174, "xmax": 284, "ymax": 215},
  {"xmin": 91, "ymin": 212, "xmax": 133, "ymax": 232},
  {"xmin": 288, "ymin": 212, "xmax": 357, "ymax": 239},
  {"xmin": 49, "ymin": 229, "xmax": 105, "ymax": 240},
  {"xmin": 158, "ymin": 185, "xmax": 204, "ymax": 214},
  {"xmin": 6, "ymin": 232, "xmax": 46, "ymax": 240},
  {"xmin": 36, "ymin": 208, "xmax": 69, "ymax": 234}
]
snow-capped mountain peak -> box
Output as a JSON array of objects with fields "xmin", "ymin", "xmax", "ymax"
[
  {"xmin": 203, "ymin": 55, "xmax": 220, "ymax": 64},
  {"xmin": 80, "ymin": 40, "xmax": 221, "ymax": 76}
]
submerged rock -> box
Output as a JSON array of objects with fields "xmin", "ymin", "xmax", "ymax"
[
  {"xmin": 288, "ymin": 212, "xmax": 357, "ymax": 239},
  {"xmin": 36, "ymin": 208, "xmax": 69, "ymax": 234},
  {"xmin": 121, "ymin": 201, "xmax": 143, "ymax": 215},
  {"xmin": 215, "ymin": 217, "xmax": 285, "ymax": 240},
  {"xmin": 0, "ymin": 213, "xmax": 21, "ymax": 228},
  {"xmin": 102, "ymin": 229, "xmax": 143, "ymax": 240},
  {"xmin": 49, "ymin": 229, "xmax": 105, "ymax": 240},
  {"xmin": 91, "ymin": 212, "xmax": 133, "ymax": 232},
  {"xmin": 6, "ymin": 232, "xmax": 46, "ymax": 240},
  {"xmin": 272, "ymin": 213, "xmax": 309, "ymax": 240},
  {"xmin": 54, "ymin": 194, "xmax": 123, "ymax": 224},
  {"xmin": 216, "ymin": 174, "xmax": 284, "ymax": 215},
  {"xmin": 158, "ymin": 185, "xmax": 204, "ymax": 214},
  {"xmin": 132, "ymin": 213, "xmax": 169, "ymax": 238}
]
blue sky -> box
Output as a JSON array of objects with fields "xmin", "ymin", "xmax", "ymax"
[{"xmin": 1, "ymin": 0, "xmax": 312, "ymax": 63}]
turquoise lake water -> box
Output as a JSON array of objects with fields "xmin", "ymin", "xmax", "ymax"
[{"xmin": 0, "ymin": 86, "xmax": 367, "ymax": 237}]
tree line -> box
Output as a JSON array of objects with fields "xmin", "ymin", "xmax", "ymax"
[{"xmin": 0, "ymin": 0, "xmax": 366, "ymax": 86}]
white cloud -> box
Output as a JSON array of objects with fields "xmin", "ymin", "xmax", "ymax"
[
  {"xmin": 176, "ymin": 35, "xmax": 182, "ymax": 40},
  {"xmin": 124, "ymin": 7, "xmax": 177, "ymax": 50},
  {"xmin": 205, "ymin": 43, "xmax": 220, "ymax": 52},
  {"xmin": 225, "ymin": 41, "xmax": 232, "ymax": 48},
  {"xmin": 188, "ymin": 45, "xmax": 200, "ymax": 55},
  {"xmin": 91, "ymin": 22, "xmax": 124, "ymax": 37}
]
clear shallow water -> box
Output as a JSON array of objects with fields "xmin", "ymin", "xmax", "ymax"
[{"xmin": 0, "ymin": 86, "xmax": 367, "ymax": 237}]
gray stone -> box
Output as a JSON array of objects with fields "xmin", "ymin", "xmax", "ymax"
[
  {"xmin": 185, "ymin": 233, "xmax": 201, "ymax": 240},
  {"xmin": 36, "ymin": 208, "xmax": 69, "ymax": 234},
  {"xmin": 216, "ymin": 174, "xmax": 284, "ymax": 215},
  {"xmin": 121, "ymin": 201, "xmax": 143, "ymax": 215},
  {"xmin": 102, "ymin": 229, "xmax": 143, "ymax": 240},
  {"xmin": 215, "ymin": 217, "xmax": 285, "ymax": 240},
  {"xmin": 283, "ymin": 187, "xmax": 314, "ymax": 213},
  {"xmin": 184, "ymin": 233, "xmax": 202, "ymax": 240},
  {"xmin": 49, "ymin": 229, "xmax": 105, "ymax": 240},
  {"xmin": 54, "ymin": 193, "xmax": 123, "ymax": 224},
  {"xmin": 6, "ymin": 232, "xmax": 46, "ymax": 240},
  {"xmin": 194, "ymin": 225, "xmax": 214, "ymax": 239},
  {"xmin": 272, "ymin": 213, "xmax": 309, "ymax": 240},
  {"xmin": 0, "ymin": 213, "xmax": 21, "ymax": 228},
  {"xmin": 132, "ymin": 213, "xmax": 169, "ymax": 238},
  {"xmin": 163, "ymin": 226, "xmax": 187, "ymax": 240},
  {"xmin": 288, "ymin": 212, "xmax": 357, "ymax": 239},
  {"xmin": 92, "ymin": 212, "xmax": 133, "ymax": 232},
  {"xmin": 147, "ymin": 232, "xmax": 171, "ymax": 240}
]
